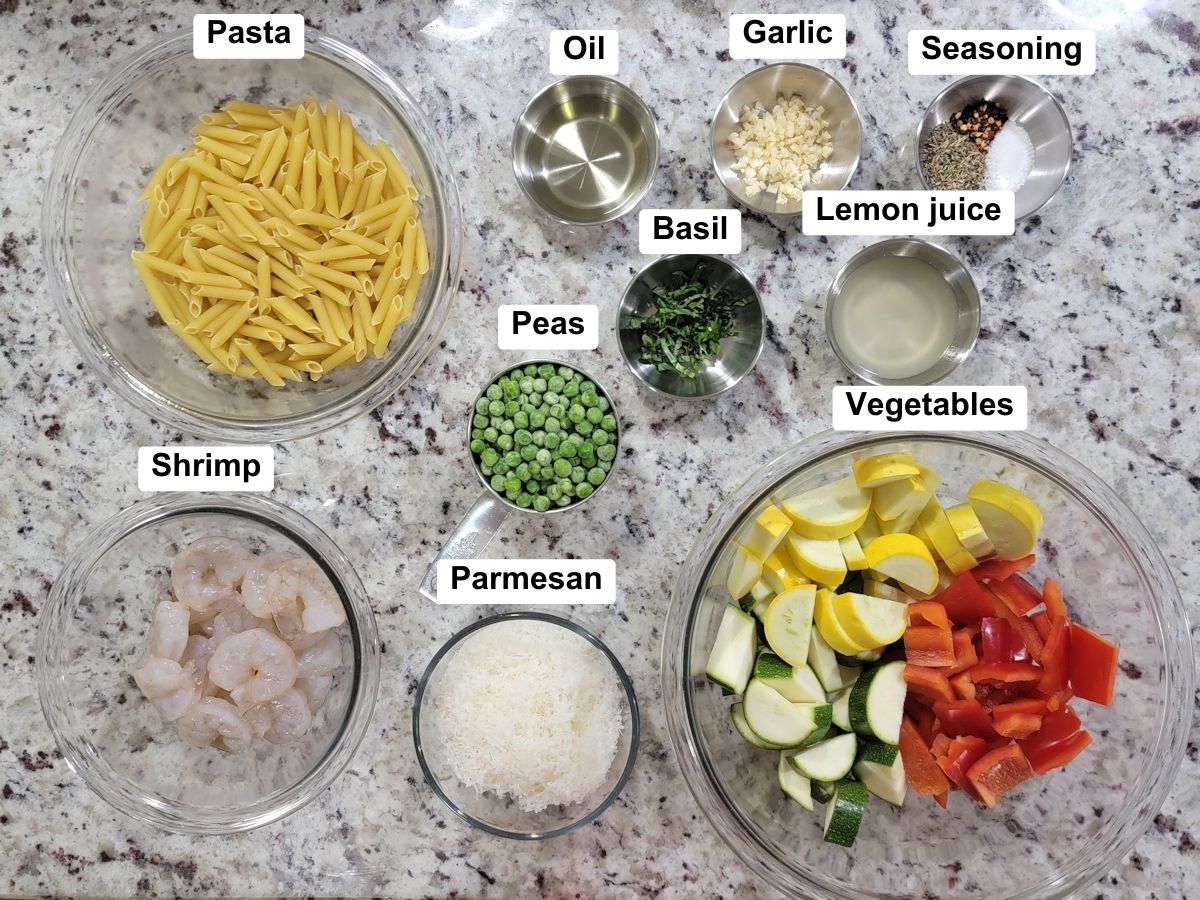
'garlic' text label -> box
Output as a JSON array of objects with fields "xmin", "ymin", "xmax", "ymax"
[{"xmin": 729, "ymin": 14, "xmax": 846, "ymax": 59}]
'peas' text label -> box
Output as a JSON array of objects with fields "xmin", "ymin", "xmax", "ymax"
[
  {"xmin": 435, "ymin": 559, "xmax": 616, "ymax": 605},
  {"xmin": 801, "ymin": 190, "xmax": 1015, "ymax": 236},
  {"xmin": 550, "ymin": 30, "xmax": 619, "ymax": 75},
  {"xmin": 138, "ymin": 446, "xmax": 275, "ymax": 491},
  {"xmin": 639, "ymin": 209, "xmax": 742, "ymax": 254},
  {"xmin": 832, "ymin": 387, "xmax": 1028, "ymax": 431},
  {"xmin": 729, "ymin": 14, "xmax": 847, "ymax": 59},
  {"xmin": 193, "ymin": 14, "xmax": 305, "ymax": 59},
  {"xmin": 498, "ymin": 304, "xmax": 600, "ymax": 351}
]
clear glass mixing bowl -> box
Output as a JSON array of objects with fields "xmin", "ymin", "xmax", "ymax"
[
  {"xmin": 43, "ymin": 31, "xmax": 463, "ymax": 442},
  {"xmin": 37, "ymin": 494, "xmax": 381, "ymax": 834},
  {"xmin": 662, "ymin": 431, "xmax": 1192, "ymax": 899}
]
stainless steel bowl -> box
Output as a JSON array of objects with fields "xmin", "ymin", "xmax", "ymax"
[
  {"xmin": 617, "ymin": 255, "xmax": 764, "ymax": 400},
  {"xmin": 824, "ymin": 238, "xmax": 980, "ymax": 385},
  {"xmin": 513, "ymin": 76, "xmax": 658, "ymax": 225},
  {"xmin": 711, "ymin": 63, "xmax": 861, "ymax": 218},
  {"xmin": 916, "ymin": 74, "xmax": 1073, "ymax": 221}
]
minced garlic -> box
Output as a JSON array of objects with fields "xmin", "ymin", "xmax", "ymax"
[{"xmin": 728, "ymin": 94, "xmax": 833, "ymax": 205}]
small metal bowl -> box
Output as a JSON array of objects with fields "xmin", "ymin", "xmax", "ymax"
[
  {"xmin": 824, "ymin": 238, "xmax": 980, "ymax": 385},
  {"xmin": 617, "ymin": 254, "xmax": 764, "ymax": 400},
  {"xmin": 711, "ymin": 63, "xmax": 861, "ymax": 218},
  {"xmin": 916, "ymin": 74, "xmax": 1073, "ymax": 221},
  {"xmin": 512, "ymin": 76, "xmax": 658, "ymax": 226}
]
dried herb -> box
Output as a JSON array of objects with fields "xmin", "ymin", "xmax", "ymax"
[
  {"xmin": 921, "ymin": 123, "xmax": 986, "ymax": 191},
  {"xmin": 630, "ymin": 265, "xmax": 748, "ymax": 379}
]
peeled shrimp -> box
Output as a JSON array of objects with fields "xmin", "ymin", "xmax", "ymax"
[
  {"xmin": 294, "ymin": 630, "xmax": 342, "ymax": 678},
  {"xmin": 180, "ymin": 635, "xmax": 218, "ymax": 696},
  {"xmin": 133, "ymin": 658, "xmax": 200, "ymax": 722},
  {"xmin": 145, "ymin": 600, "xmax": 190, "ymax": 662},
  {"xmin": 239, "ymin": 551, "xmax": 297, "ymax": 618},
  {"xmin": 296, "ymin": 674, "xmax": 333, "ymax": 709},
  {"xmin": 171, "ymin": 537, "xmax": 251, "ymax": 613},
  {"xmin": 211, "ymin": 607, "xmax": 270, "ymax": 646},
  {"xmin": 265, "ymin": 558, "xmax": 346, "ymax": 634},
  {"xmin": 246, "ymin": 688, "xmax": 313, "ymax": 744},
  {"xmin": 272, "ymin": 602, "xmax": 304, "ymax": 641},
  {"xmin": 207, "ymin": 628, "xmax": 298, "ymax": 706},
  {"xmin": 176, "ymin": 697, "xmax": 253, "ymax": 752}
]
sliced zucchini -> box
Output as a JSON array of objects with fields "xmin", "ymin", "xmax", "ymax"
[
  {"xmin": 857, "ymin": 740, "xmax": 900, "ymax": 767},
  {"xmin": 754, "ymin": 651, "xmax": 825, "ymax": 703},
  {"xmin": 847, "ymin": 660, "xmax": 907, "ymax": 745},
  {"xmin": 749, "ymin": 579, "xmax": 775, "ymax": 605},
  {"xmin": 762, "ymin": 584, "xmax": 816, "ymax": 667},
  {"xmin": 831, "ymin": 686, "xmax": 852, "ymax": 732},
  {"xmin": 778, "ymin": 753, "xmax": 814, "ymax": 810},
  {"xmin": 730, "ymin": 702, "xmax": 789, "ymax": 750},
  {"xmin": 807, "ymin": 627, "xmax": 847, "ymax": 693},
  {"xmin": 836, "ymin": 645, "xmax": 886, "ymax": 668},
  {"xmin": 727, "ymin": 545, "xmax": 763, "ymax": 600},
  {"xmin": 705, "ymin": 604, "xmax": 758, "ymax": 694},
  {"xmin": 743, "ymin": 680, "xmax": 833, "ymax": 748},
  {"xmin": 787, "ymin": 732, "xmax": 858, "ymax": 782},
  {"xmin": 854, "ymin": 752, "xmax": 907, "ymax": 806},
  {"xmin": 823, "ymin": 779, "xmax": 868, "ymax": 847},
  {"xmin": 812, "ymin": 780, "xmax": 836, "ymax": 804}
]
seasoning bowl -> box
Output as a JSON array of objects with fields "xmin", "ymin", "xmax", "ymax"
[
  {"xmin": 825, "ymin": 238, "xmax": 980, "ymax": 385},
  {"xmin": 711, "ymin": 63, "xmax": 861, "ymax": 217},
  {"xmin": 617, "ymin": 254, "xmax": 764, "ymax": 399},
  {"xmin": 513, "ymin": 76, "xmax": 659, "ymax": 225},
  {"xmin": 37, "ymin": 494, "xmax": 381, "ymax": 834},
  {"xmin": 418, "ymin": 359, "xmax": 621, "ymax": 599},
  {"xmin": 412, "ymin": 612, "xmax": 640, "ymax": 839},
  {"xmin": 916, "ymin": 74, "xmax": 1072, "ymax": 221}
]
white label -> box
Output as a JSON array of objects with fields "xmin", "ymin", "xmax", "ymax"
[
  {"xmin": 497, "ymin": 304, "xmax": 599, "ymax": 350},
  {"xmin": 909, "ymin": 30, "xmax": 1096, "ymax": 75},
  {"xmin": 550, "ymin": 30, "xmax": 618, "ymax": 75},
  {"xmin": 138, "ymin": 446, "xmax": 275, "ymax": 491},
  {"xmin": 639, "ymin": 209, "xmax": 742, "ymax": 254},
  {"xmin": 193, "ymin": 14, "xmax": 305, "ymax": 59},
  {"xmin": 801, "ymin": 191, "xmax": 1014, "ymax": 236},
  {"xmin": 435, "ymin": 559, "xmax": 616, "ymax": 605},
  {"xmin": 832, "ymin": 387, "xmax": 1028, "ymax": 431},
  {"xmin": 729, "ymin": 14, "xmax": 847, "ymax": 59}
]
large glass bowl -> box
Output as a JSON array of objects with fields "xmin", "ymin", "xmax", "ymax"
[
  {"xmin": 662, "ymin": 431, "xmax": 1192, "ymax": 899},
  {"xmin": 37, "ymin": 494, "xmax": 381, "ymax": 834},
  {"xmin": 43, "ymin": 31, "xmax": 463, "ymax": 442}
]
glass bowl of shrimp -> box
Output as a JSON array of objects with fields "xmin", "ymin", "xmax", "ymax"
[{"xmin": 36, "ymin": 493, "xmax": 380, "ymax": 834}]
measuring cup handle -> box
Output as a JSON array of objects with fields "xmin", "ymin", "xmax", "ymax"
[{"xmin": 419, "ymin": 491, "xmax": 510, "ymax": 601}]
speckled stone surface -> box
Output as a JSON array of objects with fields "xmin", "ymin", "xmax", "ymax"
[{"xmin": 2, "ymin": 0, "xmax": 1198, "ymax": 897}]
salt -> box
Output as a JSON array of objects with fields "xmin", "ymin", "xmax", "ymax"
[{"xmin": 985, "ymin": 124, "xmax": 1034, "ymax": 191}]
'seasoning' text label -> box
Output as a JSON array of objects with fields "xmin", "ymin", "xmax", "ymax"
[
  {"xmin": 909, "ymin": 30, "xmax": 1096, "ymax": 75},
  {"xmin": 832, "ymin": 387, "xmax": 1028, "ymax": 431},
  {"xmin": 435, "ymin": 559, "xmax": 616, "ymax": 605}
]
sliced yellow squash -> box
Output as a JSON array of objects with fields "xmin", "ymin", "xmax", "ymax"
[
  {"xmin": 742, "ymin": 504, "xmax": 794, "ymax": 560},
  {"xmin": 727, "ymin": 545, "xmax": 763, "ymax": 599},
  {"xmin": 852, "ymin": 451, "xmax": 921, "ymax": 488},
  {"xmin": 782, "ymin": 477, "xmax": 872, "ymax": 541},
  {"xmin": 863, "ymin": 579, "xmax": 911, "ymax": 604},
  {"xmin": 786, "ymin": 533, "xmax": 848, "ymax": 590},
  {"xmin": 761, "ymin": 551, "xmax": 805, "ymax": 594},
  {"xmin": 916, "ymin": 499, "xmax": 978, "ymax": 575},
  {"xmin": 815, "ymin": 588, "xmax": 867, "ymax": 655},
  {"xmin": 832, "ymin": 592, "xmax": 908, "ymax": 649},
  {"xmin": 838, "ymin": 532, "xmax": 868, "ymax": 571},
  {"xmin": 864, "ymin": 533, "xmax": 939, "ymax": 594},
  {"xmin": 946, "ymin": 502, "xmax": 997, "ymax": 560},
  {"xmin": 763, "ymin": 585, "xmax": 818, "ymax": 667},
  {"xmin": 967, "ymin": 480, "xmax": 1043, "ymax": 560}
]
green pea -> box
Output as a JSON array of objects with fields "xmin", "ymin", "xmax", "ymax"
[
  {"xmin": 578, "ymin": 441, "xmax": 595, "ymax": 458},
  {"xmin": 524, "ymin": 364, "xmax": 538, "ymax": 376},
  {"xmin": 493, "ymin": 459, "xmax": 510, "ymax": 475},
  {"xmin": 504, "ymin": 450, "xmax": 521, "ymax": 467},
  {"xmin": 528, "ymin": 462, "xmax": 541, "ymax": 477},
  {"xmin": 558, "ymin": 365, "xmax": 575, "ymax": 380},
  {"xmin": 570, "ymin": 466, "xmax": 586, "ymax": 483},
  {"xmin": 550, "ymin": 403, "xmax": 565, "ymax": 419},
  {"xmin": 545, "ymin": 417, "xmax": 561, "ymax": 434},
  {"xmin": 512, "ymin": 411, "xmax": 528, "ymax": 429},
  {"xmin": 470, "ymin": 438, "xmax": 486, "ymax": 454},
  {"xmin": 597, "ymin": 443, "xmax": 616, "ymax": 462},
  {"xmin": 567, "ymin": 405, "xmax": 585, "ymax": 424},
  {"xmin": 533, "ymin": 495, "xmax": 551, "ymax": 512},
  {"xmin": 574, "ymin": 420, "xmax": 593, "ymax": 437},
  {"xmin": 481, "ymin": 464, "xmax": 492, "ymax": 476},
  {"xmin": 584, "ymin": 406, "xmax": 602, "ymax": 424},
  {"xmin": 542, "ymin": 391, "xmax": 559, "ymax": 407},
  {"xmin": 516, "ymin": 492, "xmax": 532, "ymax": 508},
  {"xmin": 532, "ymin": 430, "xmax": 545, "ymax": 447},
  {"xmin": 499, "ymin": 420, "xmax": 515, "ymax": 435},
  {"xmin": 536, "ymin": 448, "xmax": 552, "ymax": 466},
  {"xmin": 597, "ymin": 397, "xmax": 610, "ymax": 413},
  {"xmin": 497, "ymin": 434, "xmax": 514, "ymax": 451},
  {"xmin": 480, "ymin": 447, "xmax": 499, "ymax": 466},
  {"xmin": 476, "ymin": 397, "xmax": 491, "ymax": 413},
  {"xmin": 490, "ymin": 416, "xmax": 503, "ymax": 429},
  {"xmin": 471, "ymin": 428, "xmax": 484, "ymax": 441},
  {"xmin": 482, "ymin": 427, "xmax": 498, "ymax": 443},
  {"xmin": 504, "ymin": 399, "xmax": 520, "ymax": 416},
  {"xmin": 587, "ymin": 467, "xmax": 606, "ymax": 485},
  {"xmin": 576, "ymin": 483, "xmax": 593, "ymax": 500},
  {"xmin": 546, "ymin": 484, "xmax": 562, "ymax": 501},
  {"xmin": 503, "ymin": 379, "xmax": 520, "ymax": 399},
  {"xmin": 514, "ymin": 462, "xmax": 530, "ymax": 480},
  {"xmin": 601, "ymin": 414, "xmax": 617, "ymax": 432},
  {"xmin": 519, "ymin": 377, "xmax": 534, "ymax": 393},
  {"xmin": 528, "ymin": 392, "xmax": 542, "ymax": 407},
  {"xmin": 559, "ymin": 441, "xmax": 577, "ymax": 459},
  {"xmin": 515, "ymin": 429, "xmax": 532, "ymax": 446},
  {"xmin": 471, "ymin": 414, "xmax": 487, "ymax": 429},
  {"xmin": 538, "ymin": 363, "xmax": 556, "ymax": 379},
  {"xmin": 562, "ymin": 381, "xmax": 579, "ymax": 398},
  {"xmin": 530, "ymin": 410, "xmax": 546, "ymax": 428},
  {"xmin": 558, "ymin": 478, "xmax": 575, "ymax": 496},
  {"xmin": 521, "ymin": 444, "xmax": 538, "ymax": 461},
  {"xmin": 593, "ymin": 429, "xmax": 610, "ymax": 446},
  {"xmin": 526, "ymin": 479, "xmax": 541, "ymax": 493},
  {"xmin": 532, "ymin": 377, "xmax": 547, "ymax": 393},
  {"xmin": 544, "ymin": 433, "xmax": 560, "ymax": 450},
  {"xmin": 556, "ymin": 495, "xmax": 571, "ymax": 507},
  {"xmin": 548, "ymin": 376, "xmax": 565, "ymax": 393},
  {"xmin": 553, "ymin": 458, "xmax": 572, "ymax": 477},
  {"xmin": 505, "ymin": 476, "xmax": 521, "ymax": 494},
  {"xmin": 599, "ymin": 460, "xmax": 612, "ymax": 472},
  {"xmin": 581, "ymin": 380, "xmax": 595, "ymax": 394},
  {"xmin": 490, "ymin": 474, "xmax": 507, "ymax": 492},
  {"xmin": 488, "ymin": 399, "xmax": 505, "ymax": 416}
]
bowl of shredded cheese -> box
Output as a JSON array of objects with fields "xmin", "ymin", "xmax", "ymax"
[
  {"xmin": 711, "ymin": 63, "xmax": 861, "ymax": 217},
  {"xmin": 412, "ymin": 612, "xmax": 639, "ymax": 839}
]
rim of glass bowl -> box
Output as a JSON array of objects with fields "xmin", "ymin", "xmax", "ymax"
[
  {"xmin": 36, "ymin": 493, "xmax": 382, "ymax": 835},
  {"xmin": 42, "ymin": 30, "xmax": 464, "ymax": 443},
  {"xmin": 661, "ymin": 430, "xmax": 1193, "ymax": 900},
  {"xmin": 412, "ymin": 611, "xmax": 641, "ymax": 840}
]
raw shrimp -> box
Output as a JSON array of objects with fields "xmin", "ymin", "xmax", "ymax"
[
  {"xmin": 176, "ymin": 697, "xmax": 253, "ymax": 752},
  {"xmin": 265, "ymin": 558, "xmax": 347, "ymax": 634},
  {"xmin": 145, "ymin": 600, "xmax": 189, "ymax": 662},
  {"xmin": 133, "ymin": 658, "xmax": 200, "ymax": 722},
  {"xmin": 207, "ymin": 628, "xmax": 298, "ymax": 706},
  {"xmin": 294, "ymin": 630, "xmax": 342, "ymax": 678},
  {"xmin": 171, "ymin": 537, "xmax": 251, "ymax": 613},
  {"xmin": 211, "ymin": 607, "xmax": 267, "ymax": 646},
  {"xmin": 272, "ymin": 601, "xmax": 304, "ymax": 641},
  {"xmin": 296, "ymin": 674, "xmax": 333, "ymax": 709},
  {"xmin": 239, "ymin": 551, "xmax": 298, "ymax": 618},
  {"xmin": 246, "ymin": 688, "xmax": 313, "ymax": 744},
  {"xmin": 180, "ymin": 635, "xmax": 218, "ymax": 696}
]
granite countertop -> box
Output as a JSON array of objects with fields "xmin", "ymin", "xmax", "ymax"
[{"xmin": 2, "ymin": 0, "xmax": 1197, "ymax": 896}]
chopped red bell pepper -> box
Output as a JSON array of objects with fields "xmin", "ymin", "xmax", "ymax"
[
  {"xmin": 908, "ymin": 600, "xmax": 951, "ymax": 630},
  {"xmin": 931, "ymin": 732, "xmax": 952, "ymax": 757},
  {"xmin": 935, "ymin": 734, "xmax": 991, "ymax": 799},
  {"xmin": 980, "ymin": 616, "xmax": 1030, "ymax": 663},
  {"xmin": 987, "ymin": 587, "xmax": 1045, "ymax": 660},
  {"xmin": 992, "ymin": 698, "xmax": 1046, "ymax": 738},
  {"xmin": 910, "ymin": 701, "xmax": 938, "ymax": 746},
  {"xmin": 1068, "ymin": 624, "xmax": 1119, "ymax": 706},
  {"xmin": 1023, "ymin": 728, "xmax": 1092, "ymax": 774},
  {"xmin": 1030, "ymin": 610, "xmax": 1052, "ymax": 641},
  {"xmin": 904, "ymin": 664, "xmax": 956, "ymax": 704},
  {"xmin": 971, "ymin": 555, "xmax": 1036, "ymax": 582},
  {"xmin": 966, "ymin": 743, "xmax": 1034, "ymax": 807},
  {"xmin": 937, "ymin": 572, "xmax": 995, "ymax": 623},
  {"xmin": 1008, "ymin": 574, "xmax": 1045, "ymax": 610},
  {"xmin": 1037, "ymin": 618, "xmax": 1069, "ymax": 697},
  {"xmin": 904, "ymin": 625, "xmax": 956, "ymax": 667},
  {"xmin": 934, "ymin": 790, "xmax": 949, "ymax": 809},
  {"xmin": 1042, "ymin": 577, "xmax": 1068, "ymax": 624},
  {"xmin": 1019, "ymin": 706, "xmax": 1087, "ymax": 774},
  {"xmin": 990, "ymin": 577, "xmax": 1040, "ymax": 615},
  {"xmin": 899, "ymin": 716, "xmax": 951, "ymax": 796},
  {"xmin": 950, "ymin": 670, "xmax": 976, "ymax": 700},
  {"xmin": 1044, "ymin": 688, "xmax": 1074, "ymax": 712},
  {"xmin": 944, "ymin": 629, "xmax": 979, "ymax": 675},
  {"xmin": 1023, "ymin": 705, "xmax": 1081, "ymax": 747},
  {"xmin": 968, "ymin": 661, "xmax": 1043, "ymax": 685},
  {"xmin": 933, "ymin": 698, "xmax": 1000, "ymax": 740}
]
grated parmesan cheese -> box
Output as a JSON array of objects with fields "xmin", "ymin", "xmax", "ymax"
[
  {"xmin": 728, "ymin": 94, "xmax": 833, "ymax": 205},
  {"xmin": 432, "ymin": 620, "xmax": 624, "ymax": 813}
]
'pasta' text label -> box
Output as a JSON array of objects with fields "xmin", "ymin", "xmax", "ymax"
[
  {"xmin": 138, "ymin": 446, "xmax": 275, "ymax": 491},
  {"xmin": 194, "ymin": 14, "xmax": 305, "ymax": 59}
]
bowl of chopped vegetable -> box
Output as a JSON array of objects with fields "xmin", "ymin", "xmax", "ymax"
[
  {"xmin": 662, "ymin": 431, "xmax": 1192, "ymax": 899},
  {"xmin": 711, "ymin": 63, "xmax": 862, "ymax": 217},
  {"xmin": 617, "ymin": 254, "xmax": 764, "ymax": 399}
]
